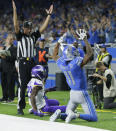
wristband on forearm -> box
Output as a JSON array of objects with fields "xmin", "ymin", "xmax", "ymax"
[{"xmin": 47, "ymin": 13, "xmax": 52, "ymax": 16}]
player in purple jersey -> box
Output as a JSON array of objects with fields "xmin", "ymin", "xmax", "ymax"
[
  {"xmin": 50, "ymin": 29, "xmax": 97, "ymax": 123},
  {"xmin": 27, "ymin": 65, "xmax": 66, "ymax": 117}
]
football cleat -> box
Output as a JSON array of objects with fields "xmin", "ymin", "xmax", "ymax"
[
  {"xmin": 28, "ymin": 108, "xmax": 33, "ymax": 114},
  {"xmin": 65, "ymin": 112, "xmax": 77, "ymax": 123},
  {"xmin": 49, "ymin": 109, "xmax": 61, "ymax": 122}
]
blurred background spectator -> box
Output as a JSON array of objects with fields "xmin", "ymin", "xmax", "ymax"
[
  {"xmin": 0, "ymin": 0, "xmax": 116, "ymax": 46},
  {"xmin": 0, "ymin": 34, "xmax": 17, "ymax": 102}
]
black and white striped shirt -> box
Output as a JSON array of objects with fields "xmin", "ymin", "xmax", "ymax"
[{"xmin": 16, "ymin": 28, "xmax": 41, "ymax": 58}]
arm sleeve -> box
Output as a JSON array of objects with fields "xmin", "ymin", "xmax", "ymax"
[
  {"xmin": 106, "ymin": 74, "xmax": 112, "ymax": 89},
  {"xmin": 56, "ymin": 57, "xmax": 64, "ymax": 70},
  {"xmin": 56, "ymin": 57, "xmax": 61, "ymax": 67},
  {"xmin": 15, "ymin": 30, "xmax": 23, "ymax": 40},
  {"xmin": 31, "ymin": 27, "xmax": 41, "ymax": 42}
]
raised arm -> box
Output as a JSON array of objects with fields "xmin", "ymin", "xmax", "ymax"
[
  {"xmin": 12, "ymin": 0, "xmax": 19, "ymax": 34},
  {"xmin": 52, "ymin": 43, "xmax": 60, "ymax": 61},
  {"xmin": 84, "ymin": 17, "xmax": 90, "ymax": 30},
  {"xmin": 81, "ymin": 38, "xmax": 93, "ymax": 67},
  {"xmin": 39, "ymin": 5, "xmax": 53, "ymax": 33},
  {"xmin": 75, "ymin": 29, "xmax": 93, "ymax": 67}
]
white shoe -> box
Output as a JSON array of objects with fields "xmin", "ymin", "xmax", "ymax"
[
  {"xmin": 28, "ymin": 108, "xmax": 33, "ymax": 114},
  {"xmin": 65, "ymin": 113, "xmax": 76, "ymax": 123},
  {"xmin": 49, "ymin": 109, "xmax": 61, "ymax": 122}
]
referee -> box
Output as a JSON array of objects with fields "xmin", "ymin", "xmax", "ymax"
[{"xmin": 12, "ymin": 0, "xmax": 53, "ymax": 115}]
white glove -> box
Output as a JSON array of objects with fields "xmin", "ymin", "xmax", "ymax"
[
  {"xmin": 76, "ymin": 29, "xmax": 87, "ymax": 40},
  {"xmin": 58, "ymin": 32, "xmax": 67, "ymax": 43},
  {"xmin": 58, "ymin": 37, "xmax": 64, "ymax": 43},
  {"xmin": 60, "ymin": 43, "xmax": 67, "ymax": 51}
]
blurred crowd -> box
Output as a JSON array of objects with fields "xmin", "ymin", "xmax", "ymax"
[{"xmin": 0, "ymin": 0, "xmax": 116, "ymax": 46}]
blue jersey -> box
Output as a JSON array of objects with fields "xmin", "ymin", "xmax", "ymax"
[{"xmin": 57, "ymin": 56, "xmax": 87, "ymax": 90}]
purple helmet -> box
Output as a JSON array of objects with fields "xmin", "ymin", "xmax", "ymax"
[{"xmin": 31, "ymin": 65, "xmax": 45, "ymax": 80}]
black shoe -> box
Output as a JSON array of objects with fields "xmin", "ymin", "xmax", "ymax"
[
  {"xmin": 17, "ymin": 109, "xmax": 24, "ymax": 115},
  {"xmin": 0, "ymin": 98, "xmax": 7, "ymax": 102}
]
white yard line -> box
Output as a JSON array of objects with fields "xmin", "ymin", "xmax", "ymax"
[
  {"xmin": 1, "ymin": 102, "xmax": 17, "ymax": 106},
  {"xmin": 0, "ymin": 114, "xmax": 109, "ymax": 131}
]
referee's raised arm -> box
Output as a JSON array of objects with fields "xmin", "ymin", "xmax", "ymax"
[
  {"xmin": 39, "ymin": 5, "xmax": 53, "ymax": 33},
  {"xmin": 12, "ymin": 0, "xmax": 19, "ymax": 34}
]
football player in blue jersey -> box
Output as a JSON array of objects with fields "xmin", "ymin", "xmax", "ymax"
[{"xmin": 50, "ymin": 29, "xmax": 98, "ymax": 123}]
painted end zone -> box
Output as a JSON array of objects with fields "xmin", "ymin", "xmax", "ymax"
[{"xmin": 0, "ymin": 114, "xmax": 109, "ymax": 131}]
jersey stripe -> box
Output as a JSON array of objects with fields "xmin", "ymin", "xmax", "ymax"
[{"xmin": 17, "ymin": 36, "xmax": 35, "ymax": 58}]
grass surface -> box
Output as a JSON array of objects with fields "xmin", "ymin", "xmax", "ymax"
[{"xmin": 0, "ymin": 89, "xmax": 116, "ymax": 131}]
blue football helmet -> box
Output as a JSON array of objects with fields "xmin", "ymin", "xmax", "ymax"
[
  {"xmin": 31, "ymin": 65, "xmax": 45, "ymax": 80},
  {"xmin": 63, "ymin": 45, "xmax": 80, "ymax": 61}
]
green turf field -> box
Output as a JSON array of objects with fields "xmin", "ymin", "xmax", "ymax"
[{"xmin": 0, "ymin": 89, "xmax": 116, "ymax": 131}]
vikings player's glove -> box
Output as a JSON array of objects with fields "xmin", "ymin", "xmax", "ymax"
[
  {"xmin": 76, "ymin": 29, "xmax": 87, "ymax": 40},
  {"xmin": 32, "ymin": 110, "xmax": 44, "ymax": 117}
]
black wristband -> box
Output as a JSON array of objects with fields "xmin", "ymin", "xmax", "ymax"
[{"xmin": 47, "ymin": 14, "xmax": 52, "ymax": 16}]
